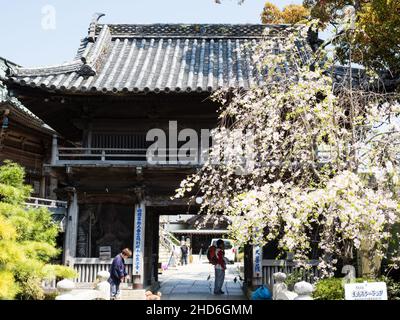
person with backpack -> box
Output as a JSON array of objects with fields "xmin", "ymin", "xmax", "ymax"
[
  {"xmin": 208, "ymin": 239, "xmax": 226, "ymax": 295},
  {"xmin": 180, "ymin": 241, "xmax": 189, "ymax": 265}
]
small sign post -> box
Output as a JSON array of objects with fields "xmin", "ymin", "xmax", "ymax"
[{"xmin": 345, "ymin": 282, "xmax": 388, "ymax": 300}]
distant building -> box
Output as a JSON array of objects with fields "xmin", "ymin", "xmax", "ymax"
[
  {"xmin": 0, "ymin": 58, "xmax": 55, "ymax": 198},
  {"xmin": 162, "ymin": 214, "xmax": 231, "ymax": 254}
]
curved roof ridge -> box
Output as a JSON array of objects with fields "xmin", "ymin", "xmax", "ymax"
[
  {"xmin": 12, "ymin": 25, "xmax": 113, "ymax": 78},
  {"xmin": 13, "ymin": 60, "xmax": 82, "ymax": 77},
  {"xmin": 96, "ymin": 23, "xmax": 300, "ymax": 39}
]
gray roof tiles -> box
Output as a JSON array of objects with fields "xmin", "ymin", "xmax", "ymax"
[
  {"xmin": 0, "ymin": 77, "xmax": 55, "ymax": 134},
  {"xmin": 8, "ymin": 23, "xmax": 310, "ymax": 94}
]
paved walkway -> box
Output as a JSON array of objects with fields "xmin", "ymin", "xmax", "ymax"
[{"xmin": 158, "ymin": 260, "xmax": 247, "ymax": 300}]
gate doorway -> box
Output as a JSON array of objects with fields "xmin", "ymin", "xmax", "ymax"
[{"xmin": 154, "ymin": 214, "xmax": 247, "ymax": 300}]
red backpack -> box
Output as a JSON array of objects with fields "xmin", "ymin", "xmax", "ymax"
[{"xmin": 207, "ymin": 245, "xmax": 218, "ymax": 265}]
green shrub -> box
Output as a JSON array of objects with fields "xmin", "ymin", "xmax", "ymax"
[
  {"xmin": 379, "ymin": 276, "xmax": 400, "ymax": 300},
  {"xmin": 0, "ymin": 161, "xmax": 76, "ymax": 299},
  {"xmin": 43, "ymin": 291, "xmax": 58, "ymax": 300},
  {"xmin": 313, "ymin": 277, "xmax": 400, "ymax": 300},
  {"xmin": 15, "ymin": 277, "xmax": 44, "ymax": 300},
  {"xmin": 313, "ymin": 278, "xmax": 344, "ymax": 300},
  {"xmin": 43, "ymin": 264, "xmax": 78, "ymax": 281},
  {"xmin": 285, "ymin": 268, "xmax": 315, "ymax": 291}
]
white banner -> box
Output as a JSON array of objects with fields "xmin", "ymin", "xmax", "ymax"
[
  {"xmin": 133, "ymin": 203, "xmax": 146, "ymax": 277},
  {"xmin": 345, "ymin": 282, "xmax": 387, "ymax": 300}
]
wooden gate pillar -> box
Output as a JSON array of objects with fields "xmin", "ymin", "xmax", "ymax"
[{"xmin": 63, "ymin": 187, "xmax": 79, "ymax": 266}]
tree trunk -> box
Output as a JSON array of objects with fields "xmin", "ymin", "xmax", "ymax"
[{"xmin": 358, "ymin": 240, "xmax": 382, "ymax": 279}]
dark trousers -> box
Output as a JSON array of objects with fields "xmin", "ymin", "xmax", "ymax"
[
  {"xmin": 181, "ymin": 254, "xmax": 188, "ymax": 265},
  {"xmin": 108, "ymin": 278, "xmax": 121, "ymax": 298}
]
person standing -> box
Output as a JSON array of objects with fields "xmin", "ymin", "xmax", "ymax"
[
  {"xmin": 108, "ymin": 248, "xmax": 132, "ymax": 300},
  {"xmin": 214, "ymin": 239, "xmax": 226, "ymax": 295},
  {"xmin": 180, "ymin": 241, "xmax": 189, "ymax": 265}
]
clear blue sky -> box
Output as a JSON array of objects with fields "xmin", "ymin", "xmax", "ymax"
[{"xmin": 0, "ymin": 0, "xmax": 302, "ymax": 67}]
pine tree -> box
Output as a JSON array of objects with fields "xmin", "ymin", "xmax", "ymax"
[{"xmin": 0, "ymin": 161, "xmax": 76, "ymax": 300}]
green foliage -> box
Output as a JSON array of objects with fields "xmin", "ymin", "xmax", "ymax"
[
  {"xmin": 261, "ymin": 2, "xmax": 282, "ymax": 24},
  {"xmin": 13, "ymin": 207, "xmax": 59, "ymax": 245},
  {"xmin": 0, "ymin": 161, "xmax": 75, "ymax": 300},
  {"xmin": 285, "ymin": 268, "xmax": 315, "ymax": 290},
  {"xmin": 355, "ymin": 0, "xmax": 400, "ymax": 78},
  {"xmin": 43, "ymin": 291, "xmax": 58, "ymax": 300},
  {"xmin": 0, "ymin": 270, "xmax": 19, "ymax": 299},
  {"xmin": 42, "ymin": 264, "xmax": 78, "ymax": 281},
  {"xmin": 261, "ymin": 2, "xmax": 310, "ymax": 24},
  {"xmin": 386, "ymin": 278, "xmax": 400, "ymax": 300},
  {"xmin": 385, "ymin": 222, "xmax": 400, "ymax": 268},
  {"xmin": 379, "ymin": 276, "xmax": 400, "ymax": 300},
  {"xmin": 304, "ymin": 0, "xmax": 400, "ymax": 80},
  {"xmin": 0, "ymin": 239, "xmax": 25, "ymax": 267},
  {"xmin": 0, "ymin": 161, "xmax": 27, "ymax": 188},
  {"xmin": 22, "ymin": 242, "xmax": 59, "ymax": 262},
  {"xmin": 0, "ymin": 161, "xmax": 31, "ymax": 205},
  {"xmin": 314, "ymin": 276, "xmax": 400, "ymax": 300},
  {"xmin": 0, "ymin": 183, "xmax": 31, "ymax": 205},
  {"xmin": 313, "ymin": 277, "xmax": 345, "ymax": 300},
  {"xmin": 0, "ymin": 215, "xmax": 16, "ymax": 240},
  {"xmin": 15, "ymin": 277, "xmax": 44, "ymax": 300}
]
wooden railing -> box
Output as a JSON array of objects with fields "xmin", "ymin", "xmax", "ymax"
[
  {"xmin": 55, "ymin": 147, "xmax": 202, "ymax": 166},
  {"xmin": 51, "ymin": 142, "xmax": 335, "ymax": 167},
  {"xmin": 73, "ymin": 258, "xmax": 133, "ymax": 284},
  {"xmin": 41, "ymin": 258, "xmax": 134, "ymax": 290},
  {"xmin": 25, "ymin": 197, "xmax": 67, "ymax": 209},
  {"xmin": 262, "ymin": 259, "xmax": 320, "ymax": 289}
]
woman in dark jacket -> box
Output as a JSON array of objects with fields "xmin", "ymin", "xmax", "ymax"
[{"xmin": 109, "ymin": 248, "xmax": 132, "ymax": 299}]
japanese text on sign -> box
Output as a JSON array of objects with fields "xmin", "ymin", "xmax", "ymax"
[
  {"xmin": 134, "ymin": 207, "xmax": 143, "ymax": 274},
  {"xmin": 253, "ymin": 245, "xmax": 261, "ymax": 277},
  {"xmin": 345, "ymin": 282, "xmax": 387, "ymax": 300}
]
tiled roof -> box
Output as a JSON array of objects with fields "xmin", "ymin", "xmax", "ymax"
[
  {"xmin": 0, "ymin": 81, "xmax": 55, "ymax": 134},
  {"xmin": 8, "ymin": 22, "xmax": 311, "ymax": 94},
  {"xmin": 1, "ymin": 59, "xmax": 54, "ymax": 134}
]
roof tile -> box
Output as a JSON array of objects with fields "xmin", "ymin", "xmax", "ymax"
[{"xmin": 9, "ymin": 24, "xmax": 310, "ymax": 94}]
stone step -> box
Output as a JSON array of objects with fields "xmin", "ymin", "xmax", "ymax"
[
  {"xmin": 159, "ymin": 257, "xmax": 171, "ymax": 262},
  {"xmin": 159, "ymin": 252, "xmax": 171, "ymax": 257},
  {"xmin": 159, "ymin": 257, "xmax": 170, "ymax": 261},
  {"xmin": 120, "ymin": 289, "xmax": 146, "ymax": 300}
]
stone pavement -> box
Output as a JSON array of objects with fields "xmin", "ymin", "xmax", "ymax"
[{"xmin": 157, "ymin": 260, "xmax": 247, "ymax": 300}]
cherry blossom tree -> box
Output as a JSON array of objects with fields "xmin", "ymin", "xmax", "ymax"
[{"xmin": 175, "ymin": 16, "xmax": 400, "ymax": 278}]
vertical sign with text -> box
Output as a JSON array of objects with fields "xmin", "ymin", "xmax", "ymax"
[
  {"xmin": 253, "ymin": 245, "xmax": 262, "ymax": 278},
  {"xmin": 133, "ymin": 203, "xmax": 146, "ymax": 280}
]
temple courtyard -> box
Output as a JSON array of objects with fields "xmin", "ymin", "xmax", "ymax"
[{"xmin": 157, "ymin": 259, "xmax": 246, "ymax": 300}]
